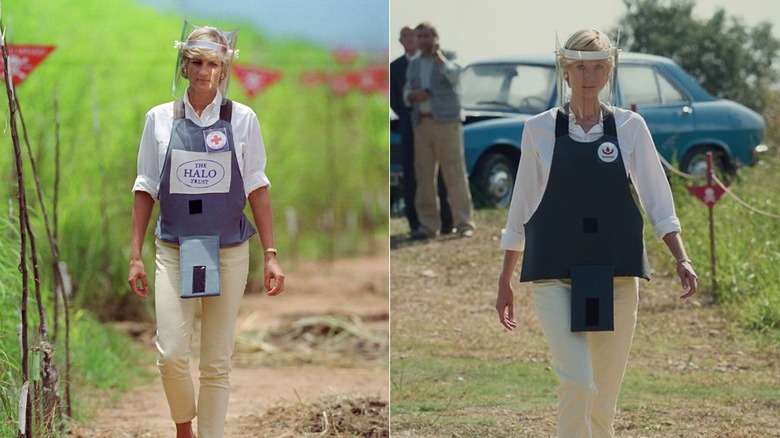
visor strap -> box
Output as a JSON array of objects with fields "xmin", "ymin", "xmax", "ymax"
[
  {"xmin": 557, "ymin": 48, "xmax": 616, "ymax": 61},
  {"xmin": 174, "ymin": 40, "xmax": 237, "ymax": 59}
]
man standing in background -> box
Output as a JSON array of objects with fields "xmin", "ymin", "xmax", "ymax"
[
  {"xmin": 403, "ymin": 22, "xmax": 475, "ymax": 240},
  {"xmin": 390, "ymin": 25, "xmax": 453, "ymax": 239}
]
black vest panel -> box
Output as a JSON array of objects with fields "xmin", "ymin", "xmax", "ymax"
[{"xmin": 519, "ymin": 107, "xmax": 650, "ymax": 281}]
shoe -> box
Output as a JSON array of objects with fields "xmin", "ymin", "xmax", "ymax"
[
  {"xmin": 459, "ymin": 228, "xmax": 474, "ymax": 238},
  {"xmin": 409, "ymin": 229, "xmax": 433, "ymax": 241},
  {"xmin": 441, "ymin": 227, "xmax": 456, "ymax": 235}
]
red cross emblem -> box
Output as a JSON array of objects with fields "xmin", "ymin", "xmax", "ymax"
[{"xmin": 205, "ymin": 130, "xmax": 227, "ymax": 150}]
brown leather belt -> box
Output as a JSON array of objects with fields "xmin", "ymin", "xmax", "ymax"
[{"xmin": 419, "ymin": 113, "xmax": 433, "ymax": 118}]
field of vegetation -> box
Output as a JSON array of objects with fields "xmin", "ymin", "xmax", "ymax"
[
  {"xmin": 390, "ymin": 142, "xmax": 780, "ymax": 436},
  {"xmin": 0, "ymin": 0, "xmax": 387, "ymax": 434}
]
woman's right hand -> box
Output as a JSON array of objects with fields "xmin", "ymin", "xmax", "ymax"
[
  {"xmin": 495, "ymin": 277, "xmax": 517, "ymax": 331},
  {"xmin": 128, "ymin": 259, "xmax": 148, "ymax": 299}
]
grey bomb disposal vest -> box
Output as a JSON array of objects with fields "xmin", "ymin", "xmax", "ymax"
[
  {"xmin": 519, "ymin": 106, "xmax": 651, "ymax": 282},
  {"xmin": 155, "ymin": 99, "xmax": 257, "ymax": 247}
]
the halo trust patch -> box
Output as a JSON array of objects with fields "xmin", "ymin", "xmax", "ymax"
[
  {"xmin": 597, "ymin": 142, "xmax": 618, "ymax": 163},
  {"xmin": 169, "ymin": 149, "xmax": 232, "ymax": 194},
  {"xmin": 203, "ymin": 128, "xmax": 229, "ymax": 152}
]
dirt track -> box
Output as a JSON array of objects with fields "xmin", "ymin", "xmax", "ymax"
[{"xmin": 71, "ymin": 255, "xmax": 389, "ymax": 437}]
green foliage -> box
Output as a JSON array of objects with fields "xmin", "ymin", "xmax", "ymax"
[
  {"xmin": 643, "ymin": 148, "xmax": 780, "ymax": 339},
  {"xmin": 1, "ymin": 0, "xmax": 388, "ymax": 321},
  {"xmin": 0, "ymin": 203, "xmax": 152, "ymax": 436},
  {"xmin": 615, "ymin": 0, "xmax": 780, "ymax": 112}
]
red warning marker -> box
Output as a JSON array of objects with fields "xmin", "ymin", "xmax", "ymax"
[
  {"xmin": 0, "ymin": 45, "xmax": 56, "ymax": 86},
  {"xmin": 231, "ymin": 65, "xmax": 283, "ymax": 98}
]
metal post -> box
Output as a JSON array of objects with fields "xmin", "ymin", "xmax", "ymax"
[{"xmin": 706, "ymin": 152, "xmax": 717, "ymax": 291}]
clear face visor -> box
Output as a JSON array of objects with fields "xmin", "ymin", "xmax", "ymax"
[
  {"xmin": 555, "ymin": 33, "xmax": 619, "ymax": 107},
  {"xmin": 172, "ymin": 21, "xmax": 239, "ymax": 105}
]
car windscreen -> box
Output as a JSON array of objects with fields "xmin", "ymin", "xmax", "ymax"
[{"xmin": 460, "ymin": 63, "xmax": 556, "ymax": 114}]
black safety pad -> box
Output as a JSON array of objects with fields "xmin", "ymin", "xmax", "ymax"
[
  {"xmin": 570, "ymin": 265, "xmax": 614, "ymax": 332},
  {"xmin": 192, "ymin": 266, "xmax": 206, "ymax": 293},
  {"xmin": 583, "ymin": 217, "xmax": 598, "ymax": 234},
  {"xmin": 189, "ymin": 199, "xmax": 203, "ymax": 215}
]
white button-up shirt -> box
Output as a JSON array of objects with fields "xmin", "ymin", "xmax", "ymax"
[
  {"xmin": 132, "ymin": 90, "xmax": 270, "ymax": 200},
  {"xmin": 500, "ymin": 106, "xmax": 681, "ymax": 252}
]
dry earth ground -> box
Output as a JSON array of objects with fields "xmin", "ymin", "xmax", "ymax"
[
  {"xmin": 69, "ymin": 254, "xmax": 389, "ymax": 437},
  {"xmin": 390, "ymin": 210, "xmax": 780, "ymax": 438}
]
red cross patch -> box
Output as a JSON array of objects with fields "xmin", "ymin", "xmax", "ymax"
[{"xmin": 203, "ymin": 129, "xmax": 228, "ymax": 152}]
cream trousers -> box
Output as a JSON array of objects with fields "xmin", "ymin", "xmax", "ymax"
[
  {"xmin": 532, "ymin": 277, "xmax": 639, "ymax": 438},
  {"xmin": 154, "ymin": 238, "xmax": 249, "ymax": 438},
  {"xmin": 413, "ymin": 118, "xmax": 475, "ymax": 235}
]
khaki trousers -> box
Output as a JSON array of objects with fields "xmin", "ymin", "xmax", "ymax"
[
  {"xmin": 413, "ymin": 118, "xmax": 475, "ymax": 235},
  {"xmin": 532, "ymin": 277, "xmax": 639, "ymax": 438},
  {"xmin": 154, "ymin": 238, "xmax": 249, "ymax": 438}
]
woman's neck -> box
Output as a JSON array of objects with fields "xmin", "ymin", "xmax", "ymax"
[
  {"xmin": 187, "ymin": 89, "xmax": 217, "ymax": 116},
  {"xmin": 569, "ymin": 97, "xmax": 602, "ymax": 133},
  {"xmin": 569, "ymin": 97, "xmax": 601, "ymax": 120}
]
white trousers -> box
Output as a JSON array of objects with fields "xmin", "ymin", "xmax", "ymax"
[
  {"xmin": 532, "ymin": 277, "xmax": 639, "ymax": 438},
  {"xmin": 154, "ymin": 238, "xmax": 249, "ymax": 438}
]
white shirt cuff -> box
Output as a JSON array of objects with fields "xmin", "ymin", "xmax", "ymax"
[
  {"xmin": 652, "ymin": 217, "xmax": 682, "ymax": 240},
  {"xmin": 243, "ymin": 171, "xmax": 271, "ymax": 197},
  {"xmin": 132, "ymin": 175, "xmax": 159, "ymax": 201},
  {"xmin": 500, "ymin": 228, "xmax": 525, "ymax": 252}
]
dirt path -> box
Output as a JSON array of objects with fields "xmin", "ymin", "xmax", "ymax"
[{"xmin": 72, "ymin": 255, "xmax": 389, "ymax": 437}]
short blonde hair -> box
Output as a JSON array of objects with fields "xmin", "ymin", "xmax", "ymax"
[
  {"xmin": 180, "ymin": 27, "xmax": 230, "ymax": 79},
  {"xmin": 556, "ymin": 29, "xmax": 615, "ymax": 71}
]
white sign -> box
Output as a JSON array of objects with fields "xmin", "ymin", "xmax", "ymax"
[{"xmin": 170, "ymin": 149, "xmax": 232, "ymax": 194}]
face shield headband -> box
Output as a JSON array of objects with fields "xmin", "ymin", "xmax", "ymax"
[
  {"xmin": 172, "ymin": 21, "xmax": 239, "ymax": 105},
  {"xmin": 555, "ymin": 31, "xmax": 620, "ymax": 108}
]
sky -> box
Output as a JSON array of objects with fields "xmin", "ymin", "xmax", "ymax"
[
  {"xmin": 135, "ymin": 0, "xmax": 389, "ymax": 53},
  {"xmin": 390, "ymin": 0, "xmax": 780, "ymax": 65}
]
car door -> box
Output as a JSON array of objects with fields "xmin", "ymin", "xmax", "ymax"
[{"xmin": 617, "ymin": 63, "xmax": 695, "ymax": 164}]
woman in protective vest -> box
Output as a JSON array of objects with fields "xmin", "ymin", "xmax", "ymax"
[
  {"xmin": 495, "ymin": 29, "xmax": 698, "ymax": 438},
  {"xmin": 128, "ymin": 23, "xmax": 285, "ymax": 438}
]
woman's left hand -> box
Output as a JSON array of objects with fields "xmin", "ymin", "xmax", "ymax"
[
  {"xmin": 677, "ymin": 261, "xmax": 698, "ymax": 299},
  {"xmin": 264, "ymin": 256, "xmax": 285, "ymax": 296}
]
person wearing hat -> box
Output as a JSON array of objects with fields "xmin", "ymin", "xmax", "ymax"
[
  {"xmin": 128, "ymin": 23, "xmax": 285, "ymax": 438},
  {"xmin": 494, "ymin": 29, "xmax": 698, "ymax": 437}
]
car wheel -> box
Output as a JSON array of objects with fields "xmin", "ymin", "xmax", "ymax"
[
  {"xmin": 473, "ymin": 153, "xmax": 517, "ymax": 208},
  {"xmin": 680, "ymin": 146, "xmax": 734, "ymax": 179}
]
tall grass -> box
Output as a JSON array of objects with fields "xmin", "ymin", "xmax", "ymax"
[
  {"xmin": 644, "ymin": 149, "xmax": 780, "ymax": 341},
  {"xmin": 1, "ymin": 0, "xmax": 388, "ymax": 320}
]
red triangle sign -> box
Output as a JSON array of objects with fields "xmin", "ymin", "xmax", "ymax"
[
  {"xmin": 355, "ymin": 65, "xmax": 387, "ymax": 95},
  {"xmin": 231, "ymin": 65, "xmax": 283, "ymax": 98},
  {"xmin": 686, "ymin": 184, "xmax": 726, "ymax": 207},
  {"xmin": 0, "ymin": 45, "xmax": 56, "ymax": 86}
]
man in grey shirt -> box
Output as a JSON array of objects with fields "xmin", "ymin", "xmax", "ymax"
[{"xmin": 403, "ymin": 21, "xmax": 475, "ymax": 239}]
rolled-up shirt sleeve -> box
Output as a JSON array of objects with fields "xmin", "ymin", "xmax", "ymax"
[
  {"xmin": 132, "ymin": 111, "xmax": 162, "ymax": 200},
  {"xmin": 240, "ymin": 110, "xmax": 271, "ymax": 197},
  {"xmin": 625, "ymin": 114, "xmax": 681, "ymax": 239}
]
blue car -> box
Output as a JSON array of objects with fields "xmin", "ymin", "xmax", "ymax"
[{"xmin": 390, "ymin": 52, "xmax": 767, "ymax": 208}]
